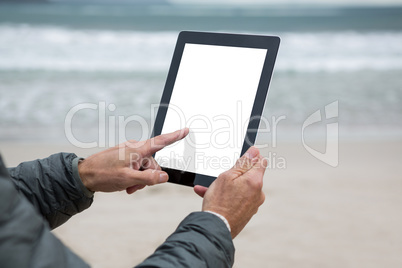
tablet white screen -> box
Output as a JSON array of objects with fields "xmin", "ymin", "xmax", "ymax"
[{"xmin": 155, "ymin": 43, "xmax": 267, "ymax": 177}]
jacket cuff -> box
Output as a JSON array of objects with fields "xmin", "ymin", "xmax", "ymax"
[
  {"xmin": 205, "ymin": 210, "xmax": 231, "ymax": 232},
  {"xmin": 180, "ymin": 211, "xmax": 235, "ymax": 265},
  {"xmin": 72, "ymin": 157, "xmax": 94, "ymax": 198}
]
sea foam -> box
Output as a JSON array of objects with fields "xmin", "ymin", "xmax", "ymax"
[{"xmin": 0, "ymin": 25, "xmax": 402, "ymax": 73}]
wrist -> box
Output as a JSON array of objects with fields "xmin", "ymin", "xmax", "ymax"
[
  {"xmin": 76, "ymin": 158, "xmax": 96, "ymax": 194},
  {"xmin": 72, "ymin": 157, "xmax": 95, "ymax": 197},
  {"xmin": 205, "ymin": 210, "xmax": 231, "ymax": 233}
]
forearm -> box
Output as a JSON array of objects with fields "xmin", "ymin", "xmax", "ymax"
[
  {"xmin": 8, "ymin": 153, "xmax": 93, "ymax": 229},
  {"xmin": 136, "ymin": 212, "xmax": 235, "ymax": 268}
]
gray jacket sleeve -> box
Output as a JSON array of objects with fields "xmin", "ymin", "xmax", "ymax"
[
  {"xmin": 1, "ymin": 153, "xmax": 234, "ymax": 267},
  {"xmin": 136, "ymin": 212, "xmax": 235, "ymax": 268},
  {"xmin": 0, "ymin": 154, "xmax": 90, "ymax": 268},
  {"xmin": 7, "ymin": 153, "xmax": 94, "ymax": 229}
]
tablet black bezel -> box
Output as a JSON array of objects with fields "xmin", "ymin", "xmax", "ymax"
[{"xmin": 152, "ymin": 31, "xmax": 280, "ymax": 187}]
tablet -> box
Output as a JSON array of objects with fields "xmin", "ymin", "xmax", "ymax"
[{"xmin": 152, "ymin": 31, "xmax": 280, "ymax": 187}]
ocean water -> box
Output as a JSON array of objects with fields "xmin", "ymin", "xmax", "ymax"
[{"xmin": 0, "ymin": 3, "xmax": 401, "ymax": 144}]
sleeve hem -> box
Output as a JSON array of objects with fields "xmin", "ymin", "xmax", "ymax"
[
  {"xmin": 204, "ymin": 211, "xmax": 231, "ymax": 233},
  {"xmin": 72, "ymin": 157, "xmax": 94, "ymax": 198}
]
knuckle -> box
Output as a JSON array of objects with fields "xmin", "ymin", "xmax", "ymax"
[
  {"xmin": 235, "ymin": 158, "xmax": 252, "ymax": 171},
  {"xmin": 121, "ymin": 169, "xmax": 133, "ymax": 181},
  {"xmin": 218, "ymin": 170, "xmax": 238, "ymax": 182},
  {"xmin": 147, "ymin": 170, "xmax": 159, "ymax": 185},
  {"xmin": 217, "ymin": 171, "xmax": 229, "ymax": 180},
  {"xmin": 125, "ymin": 140, "xmax": 139, "ymax": 148},
  {"xmin": 247, "ymin": 174, "xmax": 264, "ymax": 190},
  {"xmin": 256, "ymin": 178, "xmax": 264, "ymax": 190},
  {"xmin": 155, "ymin": 135, "xmax": 168, "ymax": 145},
  {"xmin": 260, "ymin": 192, "xmax": 266, "ymax": 205},
  {"xmin": 147, "ymin": 180, "xmax": 157, "ymax": 186}
]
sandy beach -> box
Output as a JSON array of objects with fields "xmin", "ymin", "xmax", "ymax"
[{"xmin": 1, "ymin": 138, "xmax": 401, "ymax": 268}]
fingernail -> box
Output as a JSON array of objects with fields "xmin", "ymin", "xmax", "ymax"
[
  {"xmin": 245, "ymin": 147, "xmax": 257, "ymax": 159},
  {"xmin": 181, "ymin": 128, "xmax": 190, "ymax": 138},
  {"xmin": 159, "ymin": 172, "xmax": 168, "ymax": 183}
]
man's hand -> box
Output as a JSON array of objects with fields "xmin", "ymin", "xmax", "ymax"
[
  {"xmin": 78, "ymin": 128, "xmax": 189, "ymax": 194},
  {"xmin": 194, "ymin": 146, "xmax": 266, "ymax": 239}
]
